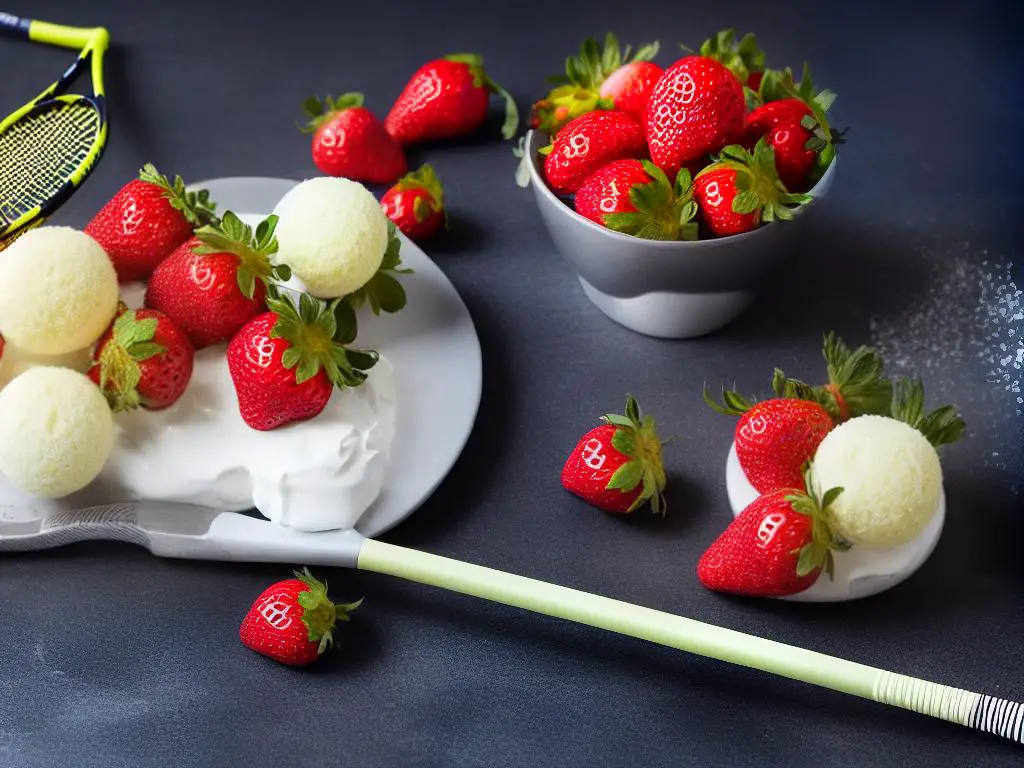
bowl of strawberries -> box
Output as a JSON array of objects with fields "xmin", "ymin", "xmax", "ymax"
[{"xmin": 518, "ymin": 31, "xmax": 842, "ymax": 339}]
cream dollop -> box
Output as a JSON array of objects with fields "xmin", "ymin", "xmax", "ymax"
[{"xmin": 89, "ymin": 344, "xmax": 397, "ymax": 532}]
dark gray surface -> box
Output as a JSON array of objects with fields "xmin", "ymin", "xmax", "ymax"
[{"xmin": 2, "ymin": 1, "xmax": 1022, "ymax": 766}]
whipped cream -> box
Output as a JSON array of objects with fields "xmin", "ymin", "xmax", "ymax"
[{"xmin": 0, "ymin": 282, "xmax": 398, "ymax": 533}]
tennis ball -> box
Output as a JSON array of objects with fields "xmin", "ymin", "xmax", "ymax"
[
  {"xmin": 272, "ymin": 177, "xmax": 389, "ymax": 299},
  {"xmin": 0, "ymin": 367, "xmax": 114, "ymax": 498},
  {"xmin": 0, "ymin": 226, "xmax": 119, "ymax": 355}
]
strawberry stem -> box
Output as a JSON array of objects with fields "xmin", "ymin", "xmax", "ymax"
[
  {"xmin": 890, "ymin": 377, "xmax": 966, "ymax": 447},
  {"xmin": 601, "ymin": 394, "xmax": 668, "ymax": 516},
  {"xmin": 139, "ymin": 163, "xmax": 218, "ymax": 228},
  {"xmin": 192, "ymin": 211, "xmax": 291, "ymax": 300},
  {"xmin": 298, "ymin": 92, "xmax": 364, "ymax": 134},
  {"xmin": 93, "ymin": 308, "xmax": 165, "ymax": 413},
  {"xmin": 267, "ymin": 292, "xmax": 379, "ymax": 390}
]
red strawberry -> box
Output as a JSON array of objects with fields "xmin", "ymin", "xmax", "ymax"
[
  {"xmin": 692, "ymin": 138, "xmax": 811, "ymax": 236},
  {"xmin": 704, "ymin": 384, "xmax": 835, "ymax": 494},
  {"xmin": 768, "ymin": 120, "xmax": 816, "ymax": 192},
  {"xmin": 688, "ymin": 29, "xmax": 766, "ymax": 91},
  {"xmin": 88, "ymin": 305, "xmax": 194, "ymax": 411},
  {"xmin": 385, "ymin": 54, "xmax": 518, "ymax": 145},
  {"xmin": 145, "ymin": 213, "xmax": 289, "ymax": 349},
  {"xmin": 645, "ymin": 56, "xmax": 745, "ymax": 175},
  {"xmin": 541, "ymin": 110, "xmax": 646, "ymax": 195},
  {"xmin": 562, "ymin": 395, "xmax": 667, "ymax": 515},
  {"xmin": 599, "ymin": 61, "xmax": 664, "ymax": 126},
  {"xmin": 240, "ymin": 568, "xmax": 362, "ymax": 666},
  {"xmin": 226, "ymin": 293, "xmax": 378, "ymax": 431},
  {"xmin": 84, "ymin": 164, "xmax": 217, "ymax": 284},
  {"xmin": 743, "ymin": 98, "xmax": 813, "ymax": 145},
  {"xmin": 380, "ymin": 164, "xmax": 445, "ymax": 242},
  {"xmin": 299, "ymin": 93, "xmax": 406, "ymax": 185},
  {"xmin": 537, "ymin": 34, "xmax": 661, "ymax": 134},
  {"xmin": 697, "ymin": 483, "xmax": 844, "ymax": 597},
  {"xmin": 575, "ymin": 159, "xmax": 698, "ymax": 240}
]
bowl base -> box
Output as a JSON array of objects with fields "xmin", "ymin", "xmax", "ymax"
[{"xmin": 579, "ymin": 278, "xmax": 755, "ymax": 339}]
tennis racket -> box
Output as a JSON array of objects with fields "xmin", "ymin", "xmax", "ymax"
[{"xmin": 0, "ymin": 13, "xmax": 110, "ymax": 249}]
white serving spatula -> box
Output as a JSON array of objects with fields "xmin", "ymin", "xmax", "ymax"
[{"xmin": 1, "ymin": 501, "xmax": 1021, "ymax": 746}]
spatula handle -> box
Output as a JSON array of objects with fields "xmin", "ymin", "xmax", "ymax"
[{"xmin": 357, "ymin": 539, "xmax": 1022, "ymax": 745}]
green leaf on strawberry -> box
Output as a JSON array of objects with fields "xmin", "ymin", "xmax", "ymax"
[
  {"xmin": 139, "ymin": 163, "xmax": 218, "ymax": 228},
  {"xmin": 701, "ymin": 382, "xmax": 757, "ymax": 415},
  {"xmin": 298, "ymin": 92, "xmax": 365, "ymax": 134},
  {"xmin": 94, "ymin": 309, "xmax": 166, "ymax": 412},
  {"xmin": 599, "ymin": 394, "xmax": 667, "ymax": 515},
  {"xmin": 603, "ymin": 161, "xmax": 699, "ymax": 241},
  {"xmin": 702, "ymin": 137, "xmax": 812, "ymax": 223},
  {"xmin": 682, "ymin": 28, "xmax": 765, "ymax": 87},
  {"xmin": 891, "ymin": 376, "xmax": 966, "ymax": 447},
  {"xmin": 785, "ymin": 469, "xmax": 847, "ymax": 579},
  {"xmin": 192, "ymin": 211, "xmax": 290, "ymax": 300},
  {"xmin": 267, "ymin": 291, "xmax": 379, "ymax": 390},
  {"xmin": 342, "ymin": 220, "xmax": 412, "ymax": 318}
]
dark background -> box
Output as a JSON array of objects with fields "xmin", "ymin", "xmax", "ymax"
[{"xmin": 2, "ymin": 1, "xmax": 1023, "ymax": 766}]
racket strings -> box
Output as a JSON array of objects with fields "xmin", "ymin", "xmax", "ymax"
[{"xmin": 0, "ymin": 101, "xmax": 101, "ymax": 228}]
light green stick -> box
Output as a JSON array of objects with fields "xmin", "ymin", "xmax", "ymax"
[{"xmin": 359, "ymin": 539, "xmax": 1024, "ymax": 745}]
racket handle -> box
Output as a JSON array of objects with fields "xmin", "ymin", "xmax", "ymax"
[
  {"xmin": 874, "ymin": 672, "xmax": 1024, "ymax": 743},
  {"xmin": 358, "ymin": 539, "xmax": 1023, "ymax": 745},
  {"xmin": 0, "ymin": 13, "xmax": 102, "ymax": 50},
  {"xmin": 0, "ymin": 12, "xmax": 31, "ymax": 38}
]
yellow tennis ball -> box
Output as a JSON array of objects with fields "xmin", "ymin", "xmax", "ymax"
[
  {"xmin": 272, "ymin": 177, "xmax": 389, "ymax": 299},
  {"xmin": 0, "ymin": 226, "xmax": 118, "ymax": 355},
  {"xmin": 0, "ymin": 366, "xmax": 114, "ymax": 498}
]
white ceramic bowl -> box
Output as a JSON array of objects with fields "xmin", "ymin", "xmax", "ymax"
[{"xmin": 524, "ymin": 129, "xmax": 837, "ymax": 339}]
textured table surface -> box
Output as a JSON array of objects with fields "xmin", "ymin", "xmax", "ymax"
[{"xmin": 1, "ymin": 1, "xmax": 1022, "ymax": 766}]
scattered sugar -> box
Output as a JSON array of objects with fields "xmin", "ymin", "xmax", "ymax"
[{"xmin": 867, "ymin": 240, "xmax": 1022, "ymax": 491}]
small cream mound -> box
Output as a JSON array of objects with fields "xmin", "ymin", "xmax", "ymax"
[
  {"xmin": 0, "ymin": 366, "xmax": 114, "ymax": 498},
  {"xmin": 272, "ymin": 177, "xmax": 389, "ymax": 299},
  {"xmin": 812, "ymin": 414, "xmax": 942, "ymax": 549},
  {"xmin": 0, "ymin": 227, "xmax": 118, "ymax": 355}
]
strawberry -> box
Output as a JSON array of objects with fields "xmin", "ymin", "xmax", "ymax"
[
  {"xmin": 743, "ymin": 98, "xmax": 813, "ymax": 144},
  {"xmin": 299, "ymin": 92, "xmax": 406, "ymax": 185},
  {"xmin": 541, "ymin": 110, "xmax": 646, "ymax": 195},
  {"xmin": 226, "ymin": 292, "xmax": 378, "ymax": 431},
  {"xmin": 380, "ymin": 164, "xmax": 445, "ymax": 242},
  {"xmin": 711, "ymin": 394, "xmax": 834, "ymax": 494},
  {"xmin": 561, "ymin": 395, "xmax": 667, "ymax": 515},
  {"xmin": 686, "ymin": 29, "xmax": 766, "ymax": 91},
  {"xmin": 575, "ymin": 159, "xmax": 698, "ymax": 241},
  {"xmin": 385, "ymin": 54, "xmax": 518, "ymax": 145},
  {"xmin": 88, "ymin": 304, "xmax": 194, "ymax": 411},
  {"xmin": 692, "ymin": 138, "xmax": 811, "ymax": 236},
  {"xmin": 697, "ymin": 482, "xmax": 845, "ymax": 597},
  {"xmin": 240, "ymin": 568, "xmax": 361, "ymax": 667},
  {"xmin": 84, "ymin": 164, "xmax": 217, "ymax": 284},
  {"xmin": 768, "ymin": 120, "xmax": 816, "ymax": 192},
  {"xmin": 145, "ymin": 212, "xmax": 290, "ymax": 349},
  {"xmin": 645, "ymin": 56, "xmax": 745, "ymax": 175},
  {"xmin": 746, "ymin": 65, "xmax": 846, "ymax": 188},
  {"xmin": 538, "ymin": 33, "xmax": 662, "ymax": 132},
  {"xmin": 599, "ymin": 61, "xmax": 664, "ymax": 127}
]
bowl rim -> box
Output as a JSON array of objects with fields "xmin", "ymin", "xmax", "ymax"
[{"xmin": 525, "ymin": 128, "xmax": 837, "ymax": 250}]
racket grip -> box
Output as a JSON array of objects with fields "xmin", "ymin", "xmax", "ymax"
[
  {"xmin": 0, "ymin": 12, "xmax": 31, "ymax": 38},
  {"xmin": 874, "ymin": 671, "xmax": 1024, "ymax": 743}
]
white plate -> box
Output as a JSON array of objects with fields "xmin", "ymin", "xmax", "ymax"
[
  {"xmin": 725, "ymin": 441, "xmax": 945, "ymax": 602},
  {"xmin": 0, "ymin": 177, "xmax": 482, "ymax": 539}
]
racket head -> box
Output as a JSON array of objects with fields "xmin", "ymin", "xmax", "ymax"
[{"xmin": 0, "ymin": 92, "xmax": 107, "ymax": 239}]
